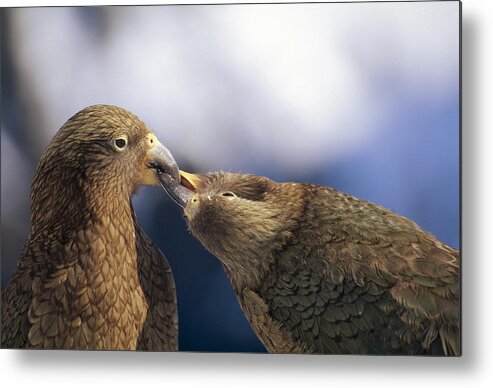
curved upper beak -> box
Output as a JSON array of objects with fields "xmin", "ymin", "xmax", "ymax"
[
  {"xmin": 166, "ymin": 170, "xmax": 203, "ymax": 208},
  {"xmin": 144, "ymin": 136, "xmax": 185, "ymax": 207},
  {"xmin": 146, "ymin": 137, "xmax": 180, "ymax": 182},
  {"xmin": 145, "ymin": 135, "xmax": 199, "ymax": 207},
  {"xmin": 158, "ymin": 170, "xmax": 201, "ymax": 208},
  {"xmin": 144, "ymin": 134, "xmax": 202, "ymax": 208}
]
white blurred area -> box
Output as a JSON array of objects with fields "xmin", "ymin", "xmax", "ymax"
[{"xmin": 5, "ymin": 2, "xmax": 458, "ymax": 172}]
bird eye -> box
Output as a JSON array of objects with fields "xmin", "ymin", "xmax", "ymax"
[
  {"xmin": 114, "ymin": 137, "xmax": 127, "ymax": 151},
  {"xmin": 221, "ymin": 191, "xmax": 236, "ymax": 198}
]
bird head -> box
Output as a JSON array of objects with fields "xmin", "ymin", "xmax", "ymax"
[
  {"xmin": 164, "ymin": 171, "xmax": 305, "ymax": 276},
  {"xmin": 30, "ymin": 105, "xmax": 180, "ymax": 231}
]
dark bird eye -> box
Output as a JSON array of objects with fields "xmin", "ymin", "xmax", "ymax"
[
  {"xmin": 114, "ymin": 137, "xmax": 127, "ymax": 151},
  {"xmin": 221, "ymin": 191, "xmax": 236, "ymax": 198}
]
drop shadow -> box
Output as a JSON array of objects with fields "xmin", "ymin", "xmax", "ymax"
[{"xmin": 459, "ymin": 9, "xmax": 480, "ymax": 370}]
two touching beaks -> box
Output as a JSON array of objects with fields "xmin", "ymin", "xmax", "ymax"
[{"xmin": 145, "ymin": 136, "xmax": 199, "ymax": 207}]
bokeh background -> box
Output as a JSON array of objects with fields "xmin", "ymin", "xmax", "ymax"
[{"xmin": 1, "ymin": 2, "xmax": 459, "ymax": 352}]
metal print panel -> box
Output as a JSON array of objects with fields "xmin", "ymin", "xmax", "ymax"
[{"xmin": 1, "ymin": 0, "xmax": 460, "ymax": 355}]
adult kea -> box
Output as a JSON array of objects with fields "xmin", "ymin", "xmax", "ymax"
[
  {"xmin": 1, "ymin": 105, "xmax": 180, "ymax": 350},
  {"xmin": 163, "ymin": 171, "xmax": 460, "ymax": 355}
]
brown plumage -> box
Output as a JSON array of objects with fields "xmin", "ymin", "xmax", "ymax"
[
  {"xmin": 1, "ymin": 105, "xmax": 180, "ymax": 350},
  {"xmin": 167, "ymin": 171, "xmax": 460, "ymax": 355}
]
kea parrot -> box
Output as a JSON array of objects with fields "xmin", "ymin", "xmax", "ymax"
[
  {"xmin": 160, "ymin": 171, "xmax": 460, "ymax": 355},
  {"xmin": 1, "ymin": 105, "xmax": 181, "ymax": 350}
]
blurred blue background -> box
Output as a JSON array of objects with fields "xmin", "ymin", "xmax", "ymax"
[{"xmin": 0, "ymin": 2, "xmax": 459, "ymax": 352}]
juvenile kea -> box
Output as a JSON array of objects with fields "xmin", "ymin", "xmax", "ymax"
[
  {"xmin": 163, "ymin": 171, "xmax": 460, "ymax": 355},
  {"xmin": 1, "ymin": 104, "xmax": 180, "ymax": 350}
]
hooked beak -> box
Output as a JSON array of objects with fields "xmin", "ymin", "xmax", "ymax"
[
  {"xmin": 158, "ymin": 169, "xmax": 202, "ymax": 208},
  {"xmin": 145, "ymin": 135, "xmax": 186, "ymax": 207},
  {"xmin": 144, "ymin": 132, "xmax": 202, "ymax": 208},
  {"xmin": 146, "ymin": 138, "xmax": 179, "ymax": 181}
]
